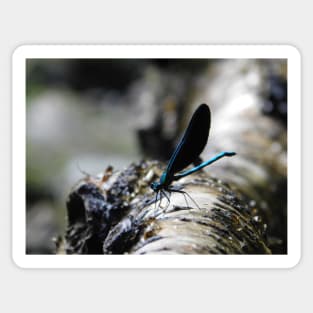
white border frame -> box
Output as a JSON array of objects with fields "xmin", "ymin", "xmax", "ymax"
[{"xmin": 12, "ymin": 45, "xmax": 301, "ymax": 268}]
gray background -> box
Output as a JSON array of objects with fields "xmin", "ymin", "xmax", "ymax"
[{"xmin": 1, "ymin": 1, "xmax": 311, "ymax": 312}]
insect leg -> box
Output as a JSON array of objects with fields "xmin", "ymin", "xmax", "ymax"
[
  {"xmin": 171, "ymin": 189, "xmax": 200, "ymax": 210},
  {"xmin": 180, "ymin": 190, "xmax": 190, "ymax": 208},
  {"xmin": 154, "ymin": 190, "xmax": 159, "ymax": 210},
  {"xmin": 160, "ymin": 189, "xmax": 171, "ymax": 210},
  {"xmin": 159, "ymin": 190, "xmax": 166, "ymax": 209},
  {"xmin": 183, "ymin": 191, "xmax": 201, "ymax": 210}
]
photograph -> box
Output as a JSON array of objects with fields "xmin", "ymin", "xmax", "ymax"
[{"xmin": 12, "ymin": 45, "xmax": 300, "ymax": 268}]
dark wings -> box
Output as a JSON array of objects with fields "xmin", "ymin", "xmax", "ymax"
[{"xmin": 165, "ymin": 103, "xmax": 211, "ymax": 179}]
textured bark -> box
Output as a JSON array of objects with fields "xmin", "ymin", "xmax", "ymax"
[{"xmin": 63, "ymin": 161, "xmax": 271, "ymax": 254}]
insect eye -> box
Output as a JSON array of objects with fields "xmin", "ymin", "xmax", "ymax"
[{"xmin": 150, "ymin": 182, "xmax": 158, "ymax": 191}]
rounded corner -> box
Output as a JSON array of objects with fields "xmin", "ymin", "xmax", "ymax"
[
  {"xmin": 286, "ymin": 252, "xmax": 302, "ymax": 269},
  {"xmin": 12, "ymin": 45, "xmax": 29, "ymax": 61},
  {"xmin": 284, "ymin": 44, "xmax": 301, "ymax": 60},
  {"xmin": 11, "ymin": 251, "xmax": 27, "ymax": 269}
]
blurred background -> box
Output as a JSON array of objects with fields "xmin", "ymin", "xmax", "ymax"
[{"xmin": 26, "ymin": 58, "xmax": 287, "ymax": 254}]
